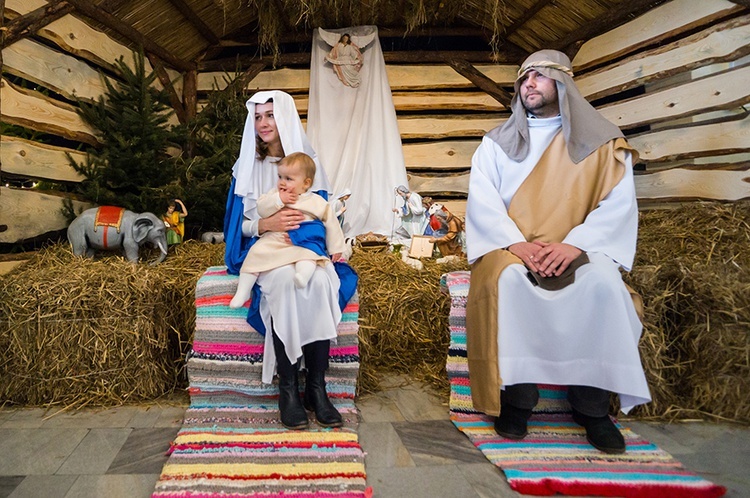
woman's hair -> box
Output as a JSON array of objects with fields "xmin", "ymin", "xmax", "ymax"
[
  {"xmin": 338, "ymin": 33, "xmax": 351, "ymax": 44},
  {"xmin": 279, "ymin": 152, "xmax": 316, "ymax": 182}
]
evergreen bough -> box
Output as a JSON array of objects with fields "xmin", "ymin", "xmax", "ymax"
[{"xmin": 70, "ymin": 51, "xmax": 180, "ymax": 216}]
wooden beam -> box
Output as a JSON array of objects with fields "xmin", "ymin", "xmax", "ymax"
[
  {"xmin": 97, "ymin": 0, "xmax": 130, "ymax": 13},
  {"xmin": 551, "ymin": 0, "xmax": 671, "ymax": 56},
  {"xmin": 165, "ymin": 0, "xmax": 220, "ymax": 45},
  {"xmin": 726, "ymin": 0, "xmax": 750, "ymax": 6},
  {"xmin": 199, "ymin": 50, "xmax": 507, "ymax": 71},
  {"xmin": 183, "ymin": 69, "xmax": 197, "ymax": 122},
  {"xmin": 504, "ymin": 0, "xmax": 554, "ymax": 37},
  {"xmin": 444, "ymin": 58, "xmax": 513, "ymax": 106},
  {"xmin": 1, "ymin": 0, "xmax": 73, "ymax": 48},
  {"xmin": 146, "ymin": 53, "xmax": 187, "ymax": 124},
  {"xmin": 223, "ymin": 26, "xmax": 496, "ymax": 46},
  {"xmin": 63, "ymin": 0, "xmax": 194, "ymax": 72}
]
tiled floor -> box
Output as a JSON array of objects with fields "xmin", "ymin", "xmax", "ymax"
[{"xmin": 1, "ymin": 378, "xmax": 749, "ymax": 498}]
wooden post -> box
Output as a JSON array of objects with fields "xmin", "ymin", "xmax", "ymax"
[
  {"xmin": 183, "ymin": 70, "xmax": 197, "ymax": 123},
  {"xmin": 147, "ymin": 53, "xmax": 187, "ymax": 124}
]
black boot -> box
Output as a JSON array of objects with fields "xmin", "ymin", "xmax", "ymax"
[
  {"xmin": 272, "ymin": 333, "xmax": 309, "ymax": 430},
  {"xmin": 302, "ymin": 340, "xmax": 343, "ymax": 428},
  {"xmin": 494, "ymin": 403, "xmax": 533, "ymax": 439},
  {"xmin": 572, "ymin": 409, "xmax": 626, "ymax": 454},
  {"xmin": 494, "ymin": 384, "xmax": 536, "ymax": 439}
]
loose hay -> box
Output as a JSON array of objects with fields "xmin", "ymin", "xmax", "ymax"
[{"xmin": 0, "ymin": 241, "xmax": 224, "ymax": 409}]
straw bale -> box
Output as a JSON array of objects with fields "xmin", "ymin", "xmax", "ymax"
[
  {"xmin": 349, "ymin": 249, "xmax": 469, "ymax": 396},
  {"xmin": 0, "ymin": 241, "xmax": 224, "ymax": 409},
  {"xmin": 624, "ymin": 201, "xmax": 750, "ymax": 423}
]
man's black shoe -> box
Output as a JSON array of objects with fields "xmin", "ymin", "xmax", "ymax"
[
  {"xmin": 494, "ymin": 404, "xmax": 533, "ymax": 439},
  {"xmin": 572, "ymin": 409, "xmax": 626, "ymax": 454}
]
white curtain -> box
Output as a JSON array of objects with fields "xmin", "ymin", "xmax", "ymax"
[{"xmin": 307, "ymin": 26, "xmax": 408, "ymax": 238}]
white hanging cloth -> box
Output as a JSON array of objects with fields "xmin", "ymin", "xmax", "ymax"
[{"xmin": 308, "ymin": 26, "xmax": 409, "ymax": 238}]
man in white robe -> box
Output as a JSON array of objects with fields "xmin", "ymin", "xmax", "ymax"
[{"xmin": 465, "ymin": 50, "xmax": 650, "ymax": 454}]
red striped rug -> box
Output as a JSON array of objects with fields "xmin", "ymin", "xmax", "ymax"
[
  {"xmin": 443, "ymin": 271, "xmax": 726, "ymax": 498},
  {"xmin": 153, "ymin": 266, "xmax": 367, "ymax": 498}
]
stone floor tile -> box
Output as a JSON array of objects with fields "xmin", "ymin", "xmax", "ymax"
[
  {"xmin": 0, "ymin": 410, "xmax": 17, "ymax": 425},
  {"xmin": 356, "ymin": 394, "xmax": 406, "ymax": 423},
  {"xmin": 0, "ymin": 429, "xmax": 88, "ymax": 475},
  {"xmin": 56, "ymin": 429, "xmax": 132, "ymax": 475},
  {"xmin": 384, "ymin": 383, "xmax": 449, "ymax": 422},
  {"xmin": 41, "ymin": 406, "xmax": 140, "ymax": 429},
  {"xmin": 392, "ymin": 419, "xmax": 487, "ymax": 466},
  {"xmin": 1, "ymin": 408, "xmax": 51, "ymax": 429},
  {"xmin": 7, "ymin": 475, "xmax": 77, "ymax": 498},
  {"xmin": 64, "ymin": 474, "xmax": 160, "ymax": 498},
  {"xmin": 0, "ymin": 476, "xmax": 24, "ymax": 498},
  {"xmin": 366, "ymin": 465, "xmax": 480, "ymax": 498},
  {"xmin": 358, "ymin": 422, "xmax": 415, "ymax": 468},
  {"xmin": 106, "ymin": 427, "xmax": 179, "ymax": 474},
  {"xmin": 457, "ymin": 463, "xmax": 517, "ymax": 497},
  {"xmin": 674, "ymin": 451, "xmax": 750, "ymax": 497},
  {"xmin": 623, "ymin": 421, "xmax": 694, "ymax": 456},
  {"xmin": 152, "ymin": 405, "xmax": 187, "ymax": 427},
  {"xmin": 127, "ymin": 406, "xmax": 164, "ymax": 428}
]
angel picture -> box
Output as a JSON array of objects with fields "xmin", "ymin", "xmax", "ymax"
[{"xmin": 321, "ymin": 29, "xmax": 376, "ymax": 88}]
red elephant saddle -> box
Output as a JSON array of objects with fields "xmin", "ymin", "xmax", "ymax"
[{"xmin": 94, "ymin": 206, "xmax": 125, "ymax": 234}]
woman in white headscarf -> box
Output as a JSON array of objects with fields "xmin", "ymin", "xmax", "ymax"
[{"xmin": 224, "ymin": 90, "xmax": 356, "ymax": 430}]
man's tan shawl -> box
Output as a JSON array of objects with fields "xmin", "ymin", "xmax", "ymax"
[{"xmin": 465, "ymin": 132, "xmax": 642, "ymax": 416}]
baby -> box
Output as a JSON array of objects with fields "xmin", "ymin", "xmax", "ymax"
[{"xmin": 229, "ymin": 152, "xmax": 346, "ymax": 309}]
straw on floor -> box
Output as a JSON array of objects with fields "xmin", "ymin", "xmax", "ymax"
[
  {"xmin": 443, "ymin": 271, "xmax": 727, "ymax": 498},
  {"xmin": 152, "ymin": 266, "xmax": 366, "ymax": 497}
]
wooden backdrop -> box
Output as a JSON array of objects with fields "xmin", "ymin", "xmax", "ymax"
[{"xmin": 2, "ymin": 0, "xmax": 749, "ymax": 245}]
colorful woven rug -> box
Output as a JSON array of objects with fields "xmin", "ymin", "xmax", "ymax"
[
  {"xmin": 442, "ymin": 271, "xmax": 726, "ymax": 498},
  {"xmin": 153, "ymin": 266, "xmax": 367, "ymax": 498}
]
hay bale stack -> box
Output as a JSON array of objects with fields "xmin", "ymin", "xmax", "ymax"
[
  {"xmin": 0, "ymin": 241, "xmax": 223, "ymax": 409},
  {"xmin": 625, "ymin": 202, "xmax": 750, "ymax": 422},
  {"xmin": 349, "ymin": 250, "xmax": 468, "ymax": 395}
]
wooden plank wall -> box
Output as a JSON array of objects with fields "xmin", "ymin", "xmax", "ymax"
[
  {"xmin": 199, "ymin": 0, "xmax": 750, "ymax": 215},
  {"xmin": 0, "ymin": 0, "xmax": 182, "ymax": 243},
  {"xmin": 3, "ymin": 0, "xmax": 749, "ymax": 244}
]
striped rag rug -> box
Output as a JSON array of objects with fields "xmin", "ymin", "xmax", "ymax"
[
  {"xmin": 442, "ymin": 271, "xmax": 726, "ymax": 498},
  {"xmin": 152, "ymin": 266, "xmax": 367, "ymax": 498}
]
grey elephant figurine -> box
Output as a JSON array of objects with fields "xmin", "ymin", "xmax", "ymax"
[{"xmin": 67, "ymin": 206, "xmax": 169, "ymax": 264}]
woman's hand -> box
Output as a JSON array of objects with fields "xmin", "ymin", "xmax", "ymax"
[
  {"xmin": 258, "ymin": 207, "xmax": 305, "ymax": 234},
  {"xmin": 331, "ymin": 252, "xmax": 342, "ymax": 262}
]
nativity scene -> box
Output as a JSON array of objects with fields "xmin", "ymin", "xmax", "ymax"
[{"xmin": 1, "ymin": 1, "xmax": 748, "ymax": 497}]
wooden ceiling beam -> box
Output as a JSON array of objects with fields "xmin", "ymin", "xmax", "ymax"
[
  {"xmin": 166, "ymin": 0, "xmax": 220, "ymax": 45},
  {"xmin": 64, "ymin": 0, "xmax": 194, "ymax": 72},
  {"xmin": 1, "ymin": 0, "xmax": 74, "ymax": 48},
  {"xmin": 444, "ymin": 57, "xmax": 513, "ymax": 106},
  {"xmin": 221, "ymin": 26, "xmax": 494, "ymax": 46},
  {"xmin": 97, "ymin": 0, "xmax": 131, "ymax": 13},
  {"xmin": 550, "ymin": 0, "xmax": 671, "ymax": 57},
  {"xmin": 199, "ymin": 50, "xmax": 518, "ymax": 72}
]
